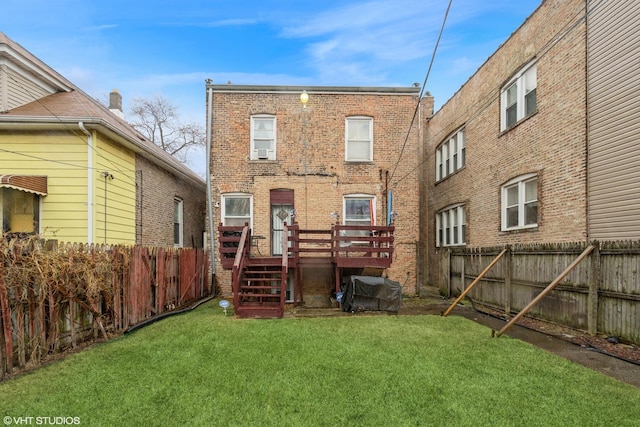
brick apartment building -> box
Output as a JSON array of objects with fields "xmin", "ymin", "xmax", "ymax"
[
  {"xmin": 207, "ymin": 84, "xmax": 432, "ymax": 303},
  {"xmin": 419, "ymin": 0, "xmax": 640, "ymax": 286}
]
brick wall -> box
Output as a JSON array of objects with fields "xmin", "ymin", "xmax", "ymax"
[
  {"xmin": 421, "ymin": 0, "xmax": 588, "ymax": 286},
  {"xmin": 209, "ymin": 86, "xmax": 428, "ymax": 297},
  {"xmin": 136, "ymin": 155, "xmax": 206, "ymax": 248}
]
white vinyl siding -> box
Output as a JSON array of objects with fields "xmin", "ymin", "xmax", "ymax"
[
  {"xmin": 501, "ymin": 62, "xmax": 537, "ymax": 131},
  {"xmin": 587, "ymin": 1, "xmax": 640, "ymax": 240},
  {"xmin": 436, "ymin": 128, "xmax": 465, "ymax": 181},
  {"xmin": 345, "ymin": 117, "xmax": 373, "ymax": 162}
]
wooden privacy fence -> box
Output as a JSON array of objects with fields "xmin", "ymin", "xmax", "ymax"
[
  {"xmin": 440, "ymin": 241, "xmax": 640, "ymax": 345},
  {"xmin": 0, "ymin": 237, "xmax": 210, "ymax": 378}
]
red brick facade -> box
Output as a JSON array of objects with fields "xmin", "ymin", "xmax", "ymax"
[
  {"xmin": 420, "ymin": 0, "xmax": 588, "ymax": 286},
  {"xmin": 208, "ymin": 85, "xmax": 431, "ymax": 298}
]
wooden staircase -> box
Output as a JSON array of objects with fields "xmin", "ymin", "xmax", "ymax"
[
  {"xmin": 235, "ymin": 257, "xmax": 286, "ymax": 318},
  {"xmin": 219, "ymin": 222, "xmax": 394, "ymax": 319}
]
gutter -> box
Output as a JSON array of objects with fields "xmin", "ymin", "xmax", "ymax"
[
  {"xmin": 206, "ymin": 83, "xmax": 216, "ymax": 279},
  {"xmin": 78, "ymin": 121, "xmax": 93, "ymax": 243}
]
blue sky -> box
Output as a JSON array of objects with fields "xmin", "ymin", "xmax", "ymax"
[{"xmin": 2, "ymin": 0, "xmax": 541, "ymax": 176}]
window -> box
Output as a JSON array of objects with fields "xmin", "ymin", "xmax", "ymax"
[
  {"xmin": 173, "ymin": 198, "xmax": 183, "ymax": 247},
  {"xmin": 436, "ymin": 128, "xmax": 465, "ymax": 181},
  {"xmin": 222, "ymin": 193, "xmax": 252, "ymax": 227},
  {"xmin": 436, "ymin": 205, "xmax": 466, "ymax": 247},
  {"xmin": 1, "ymin": 188, "xmax": 41, "ymax": 234},
  {"xmin": 501, "ymin": 62, "xmax": 537, "ymax": 131},
  {"xmin": 343, "ymin": 195, "xmax": 375, "ymax": 239},
  {"xmin": 502, "ymin": 175, "xmax": 538, "ymax": 230},
  {"xmin": 345, "ymin": 117, "xmax": 373, "ymax": 162},
  {"xmin": 251, "ymin": 115, "xmax": 276, "ymax": 160}
]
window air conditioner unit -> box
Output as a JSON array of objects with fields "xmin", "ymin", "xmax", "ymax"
[{"xmin": 257, "ymin": 149, "xmax": 269, "ymax": 159}]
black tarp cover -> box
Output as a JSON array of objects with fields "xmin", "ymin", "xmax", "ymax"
[{"xmin": 341, "ymin": 275, "xmax": 403, "ymax": 313}]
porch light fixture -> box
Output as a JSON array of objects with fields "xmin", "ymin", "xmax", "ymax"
[{"xmin": 300, "ymin": 90, "xmax": 309, "ymax": 108}]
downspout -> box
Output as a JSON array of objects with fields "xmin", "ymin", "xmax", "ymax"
[
  {"xmin": 79, "ymin": 122, "xmax": 93, "ymax": 243},
  {"xmin": 205, "ymin": 82, "xmax": 216, "ymax": 282}
]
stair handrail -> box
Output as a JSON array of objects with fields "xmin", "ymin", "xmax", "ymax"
[
  {"xmin": 281, "ymin": 223, "xmax": 290, "ymax": 314},
  {"xmin": 231, "ymin": 224, "xmax": 251, "ymax": 310}
]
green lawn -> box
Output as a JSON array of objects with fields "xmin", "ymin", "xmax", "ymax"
[{"xmin": 1, "ymin": 300, "xmax": 639, "ymax": 426}]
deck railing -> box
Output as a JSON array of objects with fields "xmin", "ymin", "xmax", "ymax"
[{"xmin": 219, "ymin": 223, "xmax": 394, "ymax": 269}]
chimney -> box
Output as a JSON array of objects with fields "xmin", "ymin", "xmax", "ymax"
[{"xmin": 109, "ymin": 89, "xmax": 124, "ymax": 119}]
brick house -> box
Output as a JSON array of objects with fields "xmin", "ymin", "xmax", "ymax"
[
  {"xmin": 0, "ymin": 32, "xmax": 205, "ymax": 248},
  {"xmin": 207, "ymin": 84, "xmax": 431, "ymax": 306},
  {"xmin": 419, "ymin": 0, "xmax": 640, "ymax": 286}
]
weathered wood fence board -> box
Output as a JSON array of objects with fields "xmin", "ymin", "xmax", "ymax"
[
  {"xmin": 440, "ymin": 241, "xmax": 640, "ymax": 345},
  {"xmin": 0, "ymin": 237, "xmax": 210, "ymax": 378}
]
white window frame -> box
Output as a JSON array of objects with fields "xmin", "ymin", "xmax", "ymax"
[
  {"xmin": 501, "ymin": 61, "xmax": 537, "ymax": 131},
  {"xmin": 436, "ymin": 128, "xmax": 465, "ymax": 181},
  {"xmin": 173, "ymin": 198, "xmax": 183, "ymax": 247},
  {"xmin": 345, "ymin": 117, "xmax": 373, "ymax": 162},
  {"xmin": 221, "ymin": 193, "xmax": 253, "ymax": 228},
  {"xmin": 343, "ymin": 194, "xmax": 375, "ymax": 241},
  {"xmin": 501, "ymin": 174, "xmax": 538, "ymax": 231},
  {"xmin": 250, "ymin": 115, "xmax": 276, "ymax": 160},
  {"xmin": 436, "ymin": 204, "xmax": 466, "ymax": 247}
]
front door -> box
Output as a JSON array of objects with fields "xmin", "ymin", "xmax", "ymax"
[{"xmin": 270, "ymin": 189, "xmax": 294, "ymax": 301}]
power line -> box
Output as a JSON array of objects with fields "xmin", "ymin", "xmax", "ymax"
[
  {"xmin": 391, "ymin": 0, "xmax": 602, "ymax": 188},
  {"xmin": 387, "ymin": 0, "xmax": 453, "ymax": 184},
  {"xmin": 0, "ymin": 67, "xmax": 137, "ymax": 180}
]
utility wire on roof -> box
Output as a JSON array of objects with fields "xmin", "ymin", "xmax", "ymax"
[
  {"xmin": 0, "ymin": 67, "xmax": 137, "ymax": 180},
  {"xmin": 390, "ymin": 0, "xmax": 603, "ymax": 188},
  {"xmin": 387, "ymin": 0, "xmax": 453, "ymax": 185}
]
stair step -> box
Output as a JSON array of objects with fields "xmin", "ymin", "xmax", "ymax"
[{"xmin": 240, "ymin": 285, "xmax": 281, "ymax": 290}]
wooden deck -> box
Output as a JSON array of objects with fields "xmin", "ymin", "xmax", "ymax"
[{"xmin": 218, "ymin": 222, "xmax": 394, "ymax": 318}]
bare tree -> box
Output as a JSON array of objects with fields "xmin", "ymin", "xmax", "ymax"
[{"xmin": 128, "ymin": 94, "xmax": 204, "ymax": 163}]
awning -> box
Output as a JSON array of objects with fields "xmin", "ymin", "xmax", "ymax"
[{"xmin": 0, "ymin": 175, "xmax": 48, "ymax": 196}]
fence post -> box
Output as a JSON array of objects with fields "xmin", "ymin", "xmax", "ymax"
[
  {"xmin": 504, "ymin": 245, "xmax": 512, "ymax": 316},
  {"xmin": 588, "ymin": 241, "xmax": 600, "ymax": 336},
  {"xmin": 440, "ymin": 249, "xmax": 451, "ymax": 297}
]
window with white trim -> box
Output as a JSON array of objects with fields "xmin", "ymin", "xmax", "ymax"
[
  {"xmin": 173, "ymin": 198, "xmax": 183, "ymax": 247},
  {"xmin": 436, "ymin": 204, "xmax": 466, "ymax": 247},
  {"xmin": 502, "ymin": 175, "xmax": 538, "ymax": 230},
  {"xmin": 501, "ymin": 62, "xmax": 537, "ymax": 131},
  {"xmin": 222, "ymin": 193, "xmax": 253, "ymax": 227},
  {"xmin": 436, "ymin": 128, "xmax": 465, "ymax": 181},
  {"xmin": 343, "ymin": 195, "xmax": 375, "ymax": 239},
  {"xmin": 345, "ymin": 117, "xmax": 373, "ymax": 162},
  {"xmin": 251, "ymin": 115, "xmax": 276, "ymax": 160}
]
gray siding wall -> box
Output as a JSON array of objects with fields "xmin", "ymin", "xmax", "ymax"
[
  {"xmin": 1, "ymin": 66, "xmax": 51, "ymax": 111},
  {"xmin": 588, "ymin": 1, "xmax": 640, "ymax": 240}
]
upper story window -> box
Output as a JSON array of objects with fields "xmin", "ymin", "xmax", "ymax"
[
  {"xmin": 345, "ymin": 117, "xmax": 373, "ymax": 162},
  {"xmin": 251, "ymin": 115, "xmax": 276, "ymax": 160},
  {"xmin": 502, "ymin": 174, "xmax": 538, "ymax": 231},
  {"xmin": 436, "ymin": 128, "xmax": 465, "ymax": 181},
  {"xmin": 222, "ymin": 193, "xmax": 253, "ymax": 227},
  {"xmin": 501, "ymin": 62, "xmax": 537, "ymax": 131},
  {"xmin": 436, "ymin": 204, "xmax": 466, "ymax": 247},
  {"xmin": 173, "ymin": 198, "xmax": 183, "ymax": 247}
]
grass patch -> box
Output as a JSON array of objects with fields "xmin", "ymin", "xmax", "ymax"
[{"xmin": 1, "ymin": 300, "xmax": 639, "ymax": 426}]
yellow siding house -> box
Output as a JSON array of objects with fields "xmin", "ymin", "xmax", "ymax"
[{"xmin": 0, "ymin": 32, "xmax": 205, "ymax": 246}]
